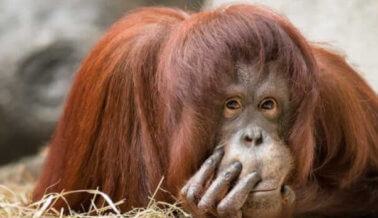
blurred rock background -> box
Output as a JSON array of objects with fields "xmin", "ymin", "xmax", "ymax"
[
  {"xmin": 0, "ymin": 0, "xmax": 376, "ymax": 168},
  {"xmin": 0, "ymin": 0, "xmax": 203, "ymax": 165}
]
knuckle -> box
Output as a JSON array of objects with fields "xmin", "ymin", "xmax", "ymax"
[
  {"xmin": 222, "ymin": 171, "xmax": 233, "ymax": 181},
  {"xmin": 217, "ymin": 202, "xmax": 229, "ymax": 215},
  {"xmin": 204, "ymin": 158, "xmax": 214, "ymax": 167},
  {"xmin": 197, "ymin": 199, "xmax": 210, "ymax": 211},
  {"xmin": 180, "ymin": 182, "xmax": 191, "ymax": 196},
  {"xmin": 186, "ymin": 185, "xmax": 201, "ymax": 203},
  {"xmin": 217, "ymin": 202, "xmax": 239, "ymax": 216},
  {"xmin": 180, "ymin": 188, "xmax": 187, "ymax": 196},
  {"xmin": 186, "ymin": 191, "xmax": 197, "ymax": 203}
]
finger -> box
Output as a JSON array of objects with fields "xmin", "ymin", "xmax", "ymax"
[
  {"xmin": 197, "ymin": 161, "xmax": 242, "ymax": 211},
  {"xmin": 217, "ymin": 172, "xmax": 261, "ymax": 215},
  {"xmin": 180, "ymin": 177, "xmax": 192, "ymax": 196},
  {"xmin": 186, "ymin": 148, "xmax": 225, "ymax": 203},
  {"xmin": 179, "ymin": 178, "xmax": 199, "ymax": 216},
  {"xmin": 193, "ymin": 148, "xmax": 225, "ymax": 186}
]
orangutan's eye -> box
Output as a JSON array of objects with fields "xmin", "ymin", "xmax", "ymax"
[
  {"xmin": 258, "ymin": 97, "xmax": 279, "ymax": 118},
  {"xmin": 224, "ymin": 97, "xmax": 242, "ymax": 118},
  {"xmin": 259, "ymin": 98, "xmax": 275, "ymax": 110},
  {"xmin": 226, "ymin": 100, "xmax": 241, "ymax": 110}
]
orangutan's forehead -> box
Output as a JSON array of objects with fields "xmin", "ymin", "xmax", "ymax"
[
  {"xmin": 234, "ymin": 61, "xmax": 289, "ymax": 102},
  {"xmin": 235, "ymin": 61, "xmax": 267, "ymax": 86}
]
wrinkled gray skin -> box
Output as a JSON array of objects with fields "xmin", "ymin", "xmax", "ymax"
[{"xmin": 181, "ymin": 62, "xmax": 296, "ymax": 217}]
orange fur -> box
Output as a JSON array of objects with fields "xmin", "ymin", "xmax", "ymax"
[{"xmin": 33, "ymin": 5, "xmax": 377, "ymax": 216}]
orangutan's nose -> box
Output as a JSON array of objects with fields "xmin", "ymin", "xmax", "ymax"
[{"xmin": 242, "ymin": 128, "xmax": 263, "ymax": 146}]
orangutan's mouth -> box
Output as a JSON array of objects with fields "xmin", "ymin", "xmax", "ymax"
[
  {"xmin": 250, "ymin": 185, "xmax": 289, "ymax": 194},
  {"xmin": 250, "ymin": 187, "xmax": 278, "ymax": 193}
]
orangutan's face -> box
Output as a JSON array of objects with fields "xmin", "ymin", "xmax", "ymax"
[
  {"xmin": 216, "ymin": 62, "xmax": 295, "ymax": 217},
  {"xmin": 181, "ymin": 61, "xmax": 295, "ymax": 217}
]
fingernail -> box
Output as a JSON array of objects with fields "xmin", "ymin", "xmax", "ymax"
[
  {"xmin": 215, "ymin": 147, "xmax": 225, "ymax": 153},
  {"xmin": 249, "ymin": 172, "xmax": 261, "ymax": 181},
  {"xmin": 233, "ymin": 161, "xmax": 242, "ymax": 170}
]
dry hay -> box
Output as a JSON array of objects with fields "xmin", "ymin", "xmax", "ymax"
[{"xmin": 0, "ymin": 152, "xmax": 190, "ymax": 218}]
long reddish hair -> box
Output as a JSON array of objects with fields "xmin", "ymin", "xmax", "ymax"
[{"xmin": 33, "ymin": 4, "xmax": 377, "ymax": 215}]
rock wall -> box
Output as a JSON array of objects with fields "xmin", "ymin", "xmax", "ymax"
[{"xmin": 0, "ymin": 0, "xmax": 203, "ymax": 164}]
